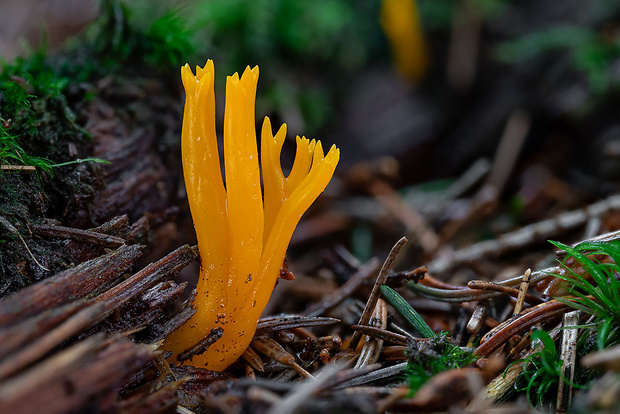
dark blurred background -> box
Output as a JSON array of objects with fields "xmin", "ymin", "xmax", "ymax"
[
  {"xmin": 4, "ymin": 0, "xmax": 620, "ymax": 181},
  {"xmin": 4, "ymin": 0, "xmax": 620, "ymax": 265}
]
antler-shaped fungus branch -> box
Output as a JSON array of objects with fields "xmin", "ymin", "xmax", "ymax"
[{"xmin": 164, "ymin": 61, "xmax": 339, "ymax": 370}]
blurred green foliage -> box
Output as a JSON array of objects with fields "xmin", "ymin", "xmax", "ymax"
[
  {"xmin": 88, "ymin": 0, "xmax": 198, "ymax": 72},
  {"xmin": 418, "ymin": 0, "xmax": 507, "ymax": 30},
  {"xmin": 510, "ymin": 330, "xmax": 566, "ymax": 408},
  {"xmin": 88, "ymin": 0, "xmax": 386, "ymax": 135},
  {"xmin": 189, "ymin": 0, "xmax": 383, "ymax": 135},
  {"xmin": 496, "ymin": 26, "xmax": 620, "ymax": 94},
  {"xmin": 418, "ymin": 0, "xmax": 620, "ymax": 96},
  {"xmin": 193, "ymin": 0, "xmax": 376, "ymax": 71}
]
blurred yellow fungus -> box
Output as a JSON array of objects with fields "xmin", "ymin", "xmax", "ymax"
[
  {"xmin": 381, "ymin": 0, "xmax": 428, "ymax": 82},
  {"xmin": 163, "ymin": 60, "xmax": 340, "ymax": 371}
]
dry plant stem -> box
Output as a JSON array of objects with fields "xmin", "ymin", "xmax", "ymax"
[
  {"xmin": 31, "ymin": 224, "xmax": 126, "ymax": 248},
  {"xmin": 177, "ymin": 405, "xmax": 199, "ymax": 414},
  {"xmin": 410, "ymin": 268, "xmax": 550, "ymax": 303},
  {"xmin": 251, "ymin": 337, "xmax": 312, "ymax": 379},
  {"xmin": 429, "ymin": 193, "xmax": 620, "ymax": 274},
  {"xmin": 486, "ymin": 110, "xmax": 531, "ymax": 195},
  {"xmin": 382, "ymin": 345, "xmax": 408, "ymax": 361},
  {"xmin": 289, "ymin": 211, "xmax": 350, "ymax": 245},
  {"xmin": 584, "ymin": 216, "xmax": 602, "ymax": 239},
  {"xmin": 177, "ymin": 328, "xmax": 223, "ymax": 362},
  {"xmin": 369, "ymin": 181, "xmax": 438, "ymax": 254},
  {"xmin": 354, "ymin": 298, "xmax": 387, "ymax": 368},
  {"xmin": 0, "ymin": 165, "xmax": 36, "ymax": 171},
  {"xmin": 343, "ymin": 386, "xmax": 403, "ymax": 397},
  {"xmin": 242, "ymin": 348, "xmax": 265, "ymax": 372},
  {"xmin": 290, "ymin": 336, "xmax": 341, "ymax": 354},
  {"xmin": 475, "ymin": 299, "xmax": 571, "ymax": 357},
  {"xmin": 320, "ymin": 363, "xmax": 380, "ymax": 389},
  {"xmin": 247, "ymin": 386, "xmax": 281, "ymax": 404},
  {"xmin": 268, "ymin": 364, "xmax": 341, "ymax": 414},
  {"xmin": 419, "ymin": 158, "xmax": 491, "ymax": 220},
  {"xmin": 157, "ymin": 294, "xmax": 197, "ymax": 342},
  {"xmin": 349, "ymin": 237, "xmax": 407, "ymax": 349},
  {"xmin": 255, "ymin": 315, "xmax": 339, "ymax": 335},
  {"xmin": 509, "ymin": 331, "xmax": 533, "ymax": 356},
  {"xmin": 332, "ymin": 362, "xmax": 408, "ymax": 389},
  {"xmin": 302, "ymin": 257, "xmax": 381, "ymax": 317},
  {"xmin": 0, "ymin": 245, "xmax": 196, "ymax": 381},
  {"xmin": 556, "ymin": 311, "xmax": 579, "ymax": 413},
  {"xmin": 466, "ymin": 304, "xmax": 486, "ymax": 335},
  {"xmin": 387, "ymin": 265, "xmax": 428, "ymax": 288},
  {"xmin": 351, "ymin": 325, "xmax": 408, "ymax": 345},
  {"xmin": 467, "ymin": 280, "xmax": 542, "ymax": 305},
  {"xmin": 513, "ymin": 268, "xmax": 532, "ymax": 315}
]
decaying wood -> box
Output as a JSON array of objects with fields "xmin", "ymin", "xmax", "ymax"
[
  {"xmin": 0, "ymin": 239, "xmax": 198, "ymax": 413},
  {"xmin": 0, "ymin": 244, "xmax": 143, "ymax": 327},
  {"xmin": 0, "ymin": 208, "xmax": 616, "ymax": 414},
  {"xmin": 0, "ymin": 335, "xmax": 156, "ymax": 414},
  {"xmin": 31, "ymin": 223, "xmax": 126, "ymax": 249}
]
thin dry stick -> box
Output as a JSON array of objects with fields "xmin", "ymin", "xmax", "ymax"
[
  {"xmin": 349, "ymin": 237, "xmax": 407, "ymax": 349},
  {"xmin": 0, "ymin": 165, "xmax": 36, "ymax": 171},
  {"xmin": 429, "ymin": 193, "xmax": 620, "ymax": 274},
  {"xmin": 302, "ymin": 258, "xmax": 381, "ymax": 317},
  {"xmin": 556, "ymin": 311, "xmax": 580, "ymax": 413},
  {"xmin": 31, "ymin": 224, "xmax": 126, "ymax": 249},
  {"xmin": 178, "ymin": 328, "xmax": 224, "ymax": 362},
  {"xmin": 486, "ymin": 110, "xmax": 531, "ymax": 195},
  {"xmin": 369, "ymin": 180, "xmax": 438, "ymax": 254},
  {"xmin": 350, "ymin": 325, "xmax": 408, "ymax": 346},
  {"xmin": 354, "ymin": 298, "xmax": 387, "ymax": 368},
  {"xmin": 513, "ymin": 268, "xmax": 532, "ymax": 315},
  {"xmin": 268, "ymin": 364, "xmax": 342, "ymax": 414},
  {"xmin": 467, "ymin": 279, "xmax": 542, "ymax": 305}
]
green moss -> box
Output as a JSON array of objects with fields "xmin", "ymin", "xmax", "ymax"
[
  {"xmin": 406, "ymin": 332, "xmax": 476, "ymax": 395},
  {"xmin": 88, "ymin": 0, "xmax": 198, "ymax": 72}
]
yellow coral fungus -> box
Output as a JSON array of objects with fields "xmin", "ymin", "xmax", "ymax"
[
  {"xmin": 381, "ymin": 0, "xmax": 428, "ymax": 82},
  {"xmin": 163, "ymin": 61, "xmax": 340, "ymax": 371}
]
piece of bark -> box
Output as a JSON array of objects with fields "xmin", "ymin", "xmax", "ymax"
[
  {"xmin": 0, "ymin": 334, "xmax": 155, "ymax": 414},
  {"xmin": 0, "ymin": 244, "xmax": 143, "ymax": 328}
]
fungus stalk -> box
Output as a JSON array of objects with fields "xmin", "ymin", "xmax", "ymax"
[{"xmin": 163, "ymin": 60, "xmax": 340, "ymax": 370}]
